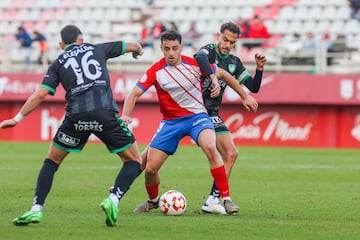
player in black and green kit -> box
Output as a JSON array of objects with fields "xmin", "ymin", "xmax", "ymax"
[
  {"xmin": 194, "ymin": 21, "xmax": 267, "ymax": 214},
  {"xmin": 0, "ymin": 25, "xmax": 144, "ymax": 226}
]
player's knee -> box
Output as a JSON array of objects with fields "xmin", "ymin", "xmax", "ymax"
[
  {"xmin": 224, "ymin": 149, "xmax": 238, "ymax": 163},
  {"xmin": 145, "ymin": 165, "xmax": 158, "ymax": 176},
  {"xmin": 201, "ymin": 140, "xmax": 217, "ymax": 153}
]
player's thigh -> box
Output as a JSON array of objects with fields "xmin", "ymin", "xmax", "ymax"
[
  {"xmin": 52, "ymin": 116, "xmax": 91, "ymax": 153},
  {"xmin": 46, "ymin": 144, "xmax": 70, "ymax": 165},
  {"xmin": 116, "ymin": 141, "xmax": 141, "ymax": 163},
  {"xmin": 197, "ymin": 128, "xmax": 217, "ymax": 152},
  {"xmin": 95, "ymin": 111, "xmax": 136, "ymax": 153}
]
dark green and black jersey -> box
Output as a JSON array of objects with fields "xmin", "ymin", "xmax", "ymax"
[
  {"xmin": 41, "ymin": 42, "xmax": 125, "ymax": 114},
  {"xmin": 195, "ymin": 43, "xmax": 252, "ymax": 116}
]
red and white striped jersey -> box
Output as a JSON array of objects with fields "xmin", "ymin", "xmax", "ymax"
[{"xmin": 136, "ymin": 55, "xmax": 213, "ymax": 120}]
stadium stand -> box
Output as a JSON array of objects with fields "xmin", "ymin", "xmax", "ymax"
[{"xmin": 0, "ymin": 0, "xmax": 359, "ymax": 73}]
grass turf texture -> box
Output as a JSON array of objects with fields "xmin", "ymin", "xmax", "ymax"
[{"xmin": 0, "ymin": 142, "xmax": 359, "ymax": 240}]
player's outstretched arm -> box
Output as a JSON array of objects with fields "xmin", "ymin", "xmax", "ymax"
[
  {"xmin": 241, "ymin": 94, "xmax": 258, "ymax": 113},
  {"xmin": 216, "ymin": 68, "xmax": 258, "ymax": 112},
  {"xmin": 0, "ymin": 87, "xmax": 49, "ymax": 129},
  {"xmin": 244, "ymin": 53, "xmax": 267, "ymax": 93},
  {"xmin": 121, "ymin": 85, "xmax": 144, "ymax": 126},
  {"xmin": 208, "ymin": 73, "xmax": 220, "ymax": 98},
  {"xmin": 194, "ymin": 52, "xmax": 220, "ymax": 98}
]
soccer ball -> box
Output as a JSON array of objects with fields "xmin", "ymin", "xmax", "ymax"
[{"xmin": 159, "ymin": 190, "xmax": 187, "ymax": 216}]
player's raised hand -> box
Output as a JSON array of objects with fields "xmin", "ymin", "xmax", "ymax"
[
  {"xmin": 121, "ymin": 115, "xmax": 133, "ymax": 126},
  {"xmin": 0, "ymin": 118, "xmax": 18, "ymax": 129},
  {"xmin": 210, "ymin": 82, "xmax": 220, "ymax": 98},
  {"xmin": 242, "ymin": 94, "xmax": 258, "ymax": 113},
  {"xmin": 209, "ymin": 74, "xmax": 220, "ymax": 98},
  {"xmin": 254, "ymin": 53, "xmax": 267, "ymax": 70},
  {"xmin": 132, "ymin": 47, "xmax": 144, "ymax": 59}
]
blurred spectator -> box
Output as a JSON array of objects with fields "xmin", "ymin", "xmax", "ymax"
[
  {"xmin": 183, "ymin": 21, "xmax": 201, "ymax": 47},
  {"xmin": 348, "ymin": 0, "xmax": 360, "ymax": 20},
  {"xmin": 32, "ymin": 31, "xmax": 51, "ymax": 65},
  {"xmin": 15, "ymin": 26, "xmax": 32, "ymax": 48},
  {"xmin": 328, "ymin": 33, "xmax": 347, "ymax": 52},
  {"xmin": 244, "ymin": 15, "xmax": 270, "ymax": 49},
  {"xmin": 321, "ymin": 32, "xmax": 333, "ymax": 51},
  {"xmin": 327, "ymin": 32, "xmax": 347, "ymax": 65},
  {"xmin": 302, "ymin": 32, "xmax": 316, "ymax": 54},
  {"xmin": 151, "ymin": 19, "xmax": 166, "ymax": 40},
  {"xmin": 281, "ymin": 33, "xmax": 303, "ymax": 64},
  {"xmin": 15, "ymin": 26, "xmax": 33, "ymax": 70},
  {"xmin": 236, "ymin": 18, "xmax": 250, "ymax": 38},
  {"xmin": 282, "ymin": 32, "xmax": 317, "ymax": 65},
  {"xmin": 301, "ymin": 32, "xmax": 317, "ymax": 64},
  {"xmin": 168, "ymin": 21, "xmax": 178, "ymax": 31},
  {"xmin": 140, "ymin": 20, "xmax": 153, "ymax": 47},
  {"xmin": 283, "ymin": 33, "xmax": 303, "ymax": 54}
]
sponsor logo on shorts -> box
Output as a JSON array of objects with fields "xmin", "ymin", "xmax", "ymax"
[
  {"xmin": 74, "ymin": 120, "xmax": 103, "ymax": 132},
  {"xmin": 58, "ymin": 132, "xmax": 80, "ymax": 146},
  {"xmin": 192, "ymin": 117, "xmax": 208, "ymax": 126}
]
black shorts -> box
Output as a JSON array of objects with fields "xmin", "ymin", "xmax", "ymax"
[
  {"xmin": 209, "ymin": 115, "xmax": 230, "ymax": 134},
  {"xmin": 52, "ymin": 110, "xmax": 135, "ymax": 153}
]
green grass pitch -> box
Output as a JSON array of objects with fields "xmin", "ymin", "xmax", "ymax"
[{"xmin": 0, "ymin": 142, "xmax": 359, "ymax": 240}]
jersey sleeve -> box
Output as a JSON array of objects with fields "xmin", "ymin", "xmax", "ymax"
[
  {"xmin": 235, "ymin": 58, "xmax": 251, "ymax": 84},
  {"xmin": 96, "ymin": 41, "xmax": 125, "ymax": 59},
  {"xmin": 235, "ymin": 58, "xmax": 262, "ymax": 93},
  {"xmin": 194, "ymin": 45, "xmax": 217, "ymax": 76},
  {"xmin": 200, "ymin": 64, "xmax": 216, "ymax": 78},
  {"xmin": 194, "ymin": 44, "xmax": 217, "ymax": 63},
  {"xmin": 41, "ymin": 62, "xmax": 60, "ymax": 95},
  {"xmin": 136, "ymin": 62, "xmax": 158, "ymax": 91}
]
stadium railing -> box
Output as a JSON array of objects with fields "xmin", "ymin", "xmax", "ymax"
[{"xmin": 0, "ymin": 37, "xmax": 357, "ymax": 74}]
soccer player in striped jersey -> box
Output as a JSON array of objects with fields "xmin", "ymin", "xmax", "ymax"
[
  {"xmin": 0, "ymin": 25, "xmax": 145, "ymax": 227},
  {"xmin": 122, "ymin": 30, "xmax": 258, "ymax": 215},
  {"xmin": 194, "ymin": 21, "xmax": 267, "ymax": 214}
]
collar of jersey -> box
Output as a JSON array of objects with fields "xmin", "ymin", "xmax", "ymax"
[{"xmin": 64, "ymin": 43, "xmax": 80, "ymax": 51}]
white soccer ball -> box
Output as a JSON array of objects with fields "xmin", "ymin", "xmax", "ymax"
[{"xmin": 159, "ymin": 190, "xmax": 187, "ymax": 216}]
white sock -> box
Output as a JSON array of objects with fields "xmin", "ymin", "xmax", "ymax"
[
  {"xmin": 31, "ymin": 204, "xmax": 43, "ymax": 211},
  {"xmin": 149, "ymin": 196, "xmax": 159, "ymax": 203},
  {"xmin": 206, "ymin": 195, "xmax": 220, "ymax": 205},
  {"xmin": 110, "ymin": 193, "xmax": 119, "ymax": 207},
  {"xmin": 222, "ymin": 197, "xmax": 231, "ymax": 202}
]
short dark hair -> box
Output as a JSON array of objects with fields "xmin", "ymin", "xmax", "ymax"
[
  {"xmin": 17, "ymin": 26, "xmax": 25, "ymax": 32},
  {"xmin": 60, "ymin": 25, "xmax": 82, "ymax": 45},
  {"xmin": 160, "ymin": 30, "xmax": 182, "ymax": 44},
  {"xmin": 220, "ymin": 22, "xmax": 240, "ymax": 37}
]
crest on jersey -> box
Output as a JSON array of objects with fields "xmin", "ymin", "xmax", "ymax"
[{"xmin": 228, "ymin": 64, "xmax": 236, "ymax": 74}]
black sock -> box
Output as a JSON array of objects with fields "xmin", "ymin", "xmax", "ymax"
[
  {"xmin": 111, "ymin": 160, "xmax": 141, "ymax": 201},
  {"xmin": 209, "ymin": 181, "xmax": 220, "ymax": 198},
  {"xmin": 33, "ymin": 159, "xmax": 59, "ymax": 206}
]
